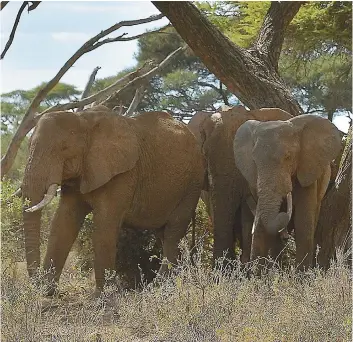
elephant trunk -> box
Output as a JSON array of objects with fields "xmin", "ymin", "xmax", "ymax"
[
  {"xmin": 22, "ymin": 157, "xmax": 62, "ymax": 278},
  {"xmin": 257, "ymin": 188, "xmax": 292, "ymax": 235}
]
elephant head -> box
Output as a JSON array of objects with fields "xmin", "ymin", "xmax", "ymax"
[
  {"xmin": 234, "ymin": 114, "xmax": 342, "ymax": 235},
  {"xmin": 21, "ymin": 106, "xmax": 139, "ymax": 277}
]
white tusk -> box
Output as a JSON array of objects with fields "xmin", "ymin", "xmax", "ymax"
[
  {"xmin": 286, "ymin": 192, "xmax": 293, "ymax": 222},
  {"xmin": 25, "ymin": 184, "xmax": 59, "ymax": 213},
  {"xmin": 246, "ymin": 196, "xmax": 256, "ymax": 216},
  {"xmin": 12, "ymin": 187, "xmax": 22, "ymax": 198}
]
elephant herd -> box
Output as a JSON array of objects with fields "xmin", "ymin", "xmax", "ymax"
[{"xmin": 18, "ymin": 104, "xmax": 341, "ymax": 296}]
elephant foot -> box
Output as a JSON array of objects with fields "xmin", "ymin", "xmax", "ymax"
[
  {"xmin": 42, "ymin": 281, "xmax": 59, "ymax": 297},
  {"xmin": 279, "ymin": 228, "xmax": 290, "ymax": 242}
]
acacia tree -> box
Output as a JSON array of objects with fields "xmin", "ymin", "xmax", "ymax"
[
  {"xmin": 153, "ymin": 1, "xmax": 304, "ymax": 115},
  {"xmin": 152, "ymin": 1, "xmax": 351, "ymax": 266}
]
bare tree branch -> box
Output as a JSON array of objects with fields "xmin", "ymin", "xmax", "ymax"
[
  {"xmin": 197, "ymin": 80, "xmax": 229, "ymax": 105},
  {"xmin": 1, "ymin": 1, "xmax": 28, "ymax": 59},
  {"xmin": 38, "ymin": 62, "xmax": 154, "ymax": 115},
  {"xmin": 1, "ymin": 13, "xmax": 165, "ymax": 178},
  {"xmin": 27, "ymin": 1, "xmax": 40, "ymax": 11},
  {"xmin": 87, "ymin": 24, "xmax": 171, "ymax": 52},
  {"xmin": 102, "ymin": 45, "xmax": 186, "ymax": 108},
  {"xmin": 76, "ymin": 66, "xmax": 101, "ymax": 112},
  {"xmin": 1, "ymin": 1, "xmax": 9, "ymax": 10},
  {"xmin": 124, "ymin": 85, "xmax": 146, "ymax": 117}
]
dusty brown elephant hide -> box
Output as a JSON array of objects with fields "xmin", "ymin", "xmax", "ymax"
[
  {"xmin": 188, "ymin": 106, "xmax": 293, "ymax": 263},
  {"xmin": 21, "ymin": 106, "xmax": 204, "ymax": 294}
]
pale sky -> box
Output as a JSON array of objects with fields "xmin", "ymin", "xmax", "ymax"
[
  {"xmin": 0, "ymin": 1, "xmax": 351, "ymax": 132},
  {"xmin": 0, "ymin": 1, "xmax": 168, "ymax": 92}
]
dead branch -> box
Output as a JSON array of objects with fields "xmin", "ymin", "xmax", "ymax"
[
  {"xmin": 86, "ymin": 24, "xmax": 171, "ymax": 51},
  {"xmin": 37, "ymin": 61, "xmax": 154, "ymax": 115},
  {"xmin": 1, "ymin": 13, "xmax": 165, "ymax": 178},
  {"xmin": 1, "ymin": 1, "xmax": 28, "ymax": 59},
  {"xmin": 1, "ymin": 1, "xmax": 9, "ymax": 10},
  {"xmin": 124, "ymin": 85, "xmax": 146, "ymax": 117},
  {"xmin": 102, "ymin": 45, "xmax": 186, "ymax": 109},
  {"xmin": 27, "ymin": 1, "xmax": 40, "ymax": 11},
  {"xmin": 76, "ymin": 66, "xmax": 101, "ymax": 112}
]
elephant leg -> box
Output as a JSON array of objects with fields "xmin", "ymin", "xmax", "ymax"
[
  {"xmin": 211, "ymin": 178, "xmax": 240, "ymax": 262},
  {"xmin": 159, "ymin": 190, "xmax": 200, "ymax": 275},
  {"xmin": 92, "ymin": 209, "xmax": 123, "ymax": 292},
  {"xmin": 43, "ymin": 190, "xmax": 90, "ymax": 293},
  {"xmin": 240, "ymin": 201, "xmax": 253, "ymax": 263},
  {"xmin": 293, "ymin": 183, "xmax": 317, "ymax": 269}
]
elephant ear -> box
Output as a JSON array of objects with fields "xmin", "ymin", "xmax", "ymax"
[
  {"xmin": 290, "ymin": 114, "xmax": 342, "ymax": 187},
  {"xmin": 80, "ymin": 114, "xmax": 139, "ymax": 194},
  {"xmin": 233, "ymin": 120, "xmax": 260, "ymax": 191},
  {"xmin": 199, "ymin": 112, "xmax": 223, "ymax": 155}
]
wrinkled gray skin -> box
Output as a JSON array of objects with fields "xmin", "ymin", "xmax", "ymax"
[
  {"xmin": 21, "ymin": 106, "xmax": 204, "ymax": 295},
  {"xmin": 234, "ymin": 114, "xmax": 342, "ymax": 268},
  {"xmin": 188, "ymin": 106, "xmax": 293, "ymax": 263}
]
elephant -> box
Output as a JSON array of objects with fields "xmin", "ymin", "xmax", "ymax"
[
  {"xmin": 189, "ymin": 105, "xmax": 293, "ymax": 263},
  {"xmin": 20, "ymin": 106, "xmax": 204, "ymax": 295},
  {"xmin": 233, "ymin": 114, "xmax": 342, "ymax": 268}
]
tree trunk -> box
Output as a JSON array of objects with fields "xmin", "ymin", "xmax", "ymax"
[
  {"xmin": 152, "ymin": 1, "xmax": 303, "ymax": 115},
  {"xmin": 315, "ymin": 128, "xmax": 352, "ymax": 268}
]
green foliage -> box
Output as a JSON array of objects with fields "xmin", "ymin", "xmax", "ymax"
[
  {"xmin": 197, "ymin": 1, "xmax": 270, "ymax": 47},
  {"xmin": 197, "ymin": 1, "xmax": 352, "ymax": 120},
  {"xmin": 288, "ymin": 2, "xmax": 352, "ymax": 54},
  {"xmin": 280, "ymin": 53, "xmax": 352, "ymax": 119},
  {"xmin": 1, "ymin": 179, "xmax": 26, "ymax": 262},
  {"xmin": 1, "ymin": 82, "xmax": 81, "ymax": 134},
  {"xmin": 1, "ymin": 179, "xmax": 59, "ymax": 268},
  {"xmin": 1, "ymin": 134, "xmax": 29, "ymax": 180}
]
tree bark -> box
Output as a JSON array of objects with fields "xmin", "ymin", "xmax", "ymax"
[
  {"xmin": 315, "ymin": 128, "xmax": 352, "ymax": 268},
  {"xmin": 76, "ymin": 66, "xmax": 101, "ymax": 111},
  {"xmin": 152, "ymin": 1, "xmax": 303, "ymax": 115}
]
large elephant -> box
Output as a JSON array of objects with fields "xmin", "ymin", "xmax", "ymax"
[
  {"xmin": 234, "ymin": 114, "xmax": 341, "ymax": 268},
  {"xmin": 189, "ymin": 106, "xmax": 293, "ymax": 263},
  {"xmin": 21, "ymin": 106, "xmax": 204, "ymax": 294}
]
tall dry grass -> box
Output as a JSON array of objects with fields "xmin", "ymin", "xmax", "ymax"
[
  {"xmin": 1, "ymin": 179, "xmax": 352, "ymax": 341},
  {"xmin": 1, "ymin": 243, "xmax": 351, "ymax": 342}
]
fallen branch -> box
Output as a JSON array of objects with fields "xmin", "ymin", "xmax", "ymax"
[
  {"xmin": 1, "ymin": 13, "xmax": 165, "ymax": 178},
  {"xmin": 76, "ymin": 66, "xmax": 101, "ymax": 112}
]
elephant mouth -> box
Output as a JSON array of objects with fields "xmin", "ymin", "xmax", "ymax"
[{"xmin": 25, "ymin": 184, "xmax": 59, "ymax": 212}]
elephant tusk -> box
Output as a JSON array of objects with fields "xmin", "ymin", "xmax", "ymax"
[
  {"xmin": 25, "ymin": 184, "xmax": 59, "ymax": 213},
  {"xmin": 286, "ymin": 192, "xmax": 293, "ymax": 222},
  {"xmin": 246, "ymin": 196, "xmax": 256, "ymax": 216},
  {"xmin": 12, "ymin": 187, "xmax": 22, "ymax": 198}
]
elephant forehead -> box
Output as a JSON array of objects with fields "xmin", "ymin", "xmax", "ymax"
[
  {"xmin": 40, "ymin": 111, "xmax": 82, "ymax": 131},
  {"xmin": 256, "ymin": 121, "xmax": 295, "ymax": 139}
]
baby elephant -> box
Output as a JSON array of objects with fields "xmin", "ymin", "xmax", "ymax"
[
  {"xmin": 234, "ymin": 114, "xmax": 341, "ymax": 268},
  {"xmin": 21, "ymin": 106, "xmax": 204, "ymax": 295}
]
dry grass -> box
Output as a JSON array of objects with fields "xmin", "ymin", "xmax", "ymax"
[
  {"xmin": 1, "ymin": 180, "xmax": 351, "ymax": 341},
  {"xmin": 1, "ymin": 243, "xmax": 352, "ymax": 342}
]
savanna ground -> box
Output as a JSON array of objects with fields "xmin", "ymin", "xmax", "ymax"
[{"xmin": 1, "ymin": 180, "xmax": 352, "ymax": 342}]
